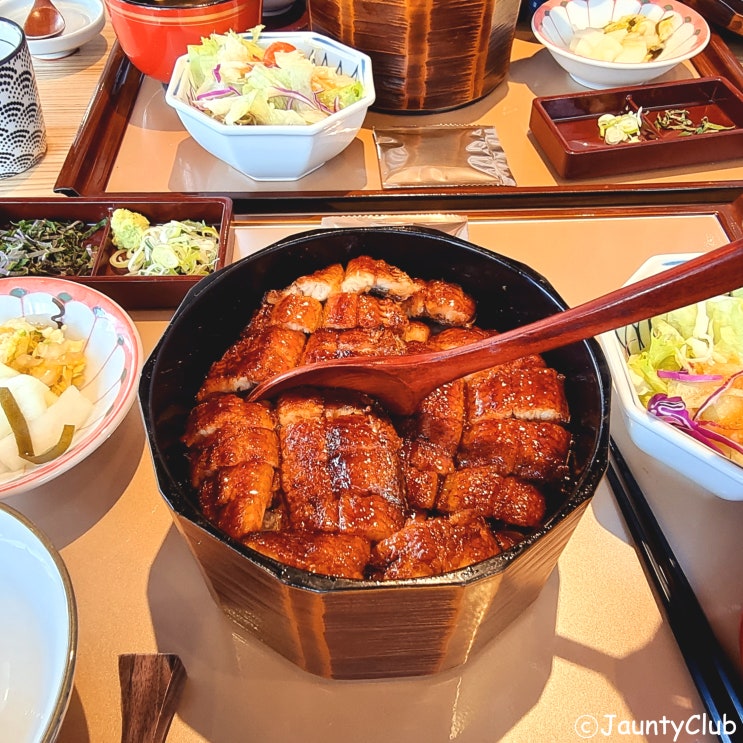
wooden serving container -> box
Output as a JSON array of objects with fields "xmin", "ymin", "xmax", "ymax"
[
  {"xmin": 529, "ymin": 77, "xmax": 743, "ymax": 179},
  {"xmin": 139, "ymin": 227, "xmax": 611, "ymax": 679},
  {"xmin": 0, "ymin": 196, "xmax": 233, "ymax": 310},
  {"xmin": 307, "ymin": 0, "xmax": 521, "ymax": 112}
]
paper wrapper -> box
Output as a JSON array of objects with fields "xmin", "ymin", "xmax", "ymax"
[
  {"xmin": 320, "ymin": 213, "xmax": 469, "ymax": 239},
  {"xmin": 373, "ymin": 124, "xmax": 516, "ymax": 189}
]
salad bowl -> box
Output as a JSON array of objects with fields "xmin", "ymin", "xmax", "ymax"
[
  {"xmin": 531, "ymin": 0, "xmax": 710, "ymax": 89},
  {"xmin": 599, "ymin": 253, "xmax": 743, "ymax": 501},
  {"xmin": 165, "ymin": 31, "xmax": 376, "ymax": 181}
]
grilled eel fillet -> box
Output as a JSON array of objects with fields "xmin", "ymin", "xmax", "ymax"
[{"xmin": 185, "ymin": 256, "xmax": 572, "ymax": 581}]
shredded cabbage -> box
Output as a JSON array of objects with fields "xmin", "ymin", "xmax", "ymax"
[
  {"xmin": 186, "ymin": 27, "xmax": 365, "ymax": 126},
  {"xmin": 626, "ymin": 289, "xmax": 743, "ymax": 466},
  {"xmin": 0, "ymin": 319, "xmax": 85, "ymax": 395}
]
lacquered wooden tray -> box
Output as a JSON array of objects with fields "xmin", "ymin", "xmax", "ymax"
[
  {"xmin": 0, "ymin": 196, "xmax": 233, "ymax": 309},
  {"xmin": 54, "ymin": 30, "xmax": 743, "ymax": 213},
  {"xmin": 685, "ymin": 0, "xmax": 743, "ymax": 36},
  {"xmin": 530, "ymin": 76, "xmax": 743, "ymax": 179}
]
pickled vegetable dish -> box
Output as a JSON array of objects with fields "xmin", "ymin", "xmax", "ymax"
[
  {"xmin": 0, "ymin": 218, "xmax": 106, "ymax": 277},
  {"xmin": 0, "ymin": 319, "xmax": 92, "ymax": 475},
  {"xmin": 570, "ymin": 13, "xmax": 679, "ymax": 63}
]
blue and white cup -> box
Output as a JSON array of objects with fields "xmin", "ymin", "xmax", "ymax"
[{"xmin": 0, "ymin": 18, "xmax": 46, "ymax": 178}]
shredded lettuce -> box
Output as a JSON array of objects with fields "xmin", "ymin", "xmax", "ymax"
[
  {"xmin": 185, "ymin": 27, "xmax": 365, "ymax": 126},
  {"xmin": 626, "ymin": 290, "xmax": 743, "ymax": 466}
]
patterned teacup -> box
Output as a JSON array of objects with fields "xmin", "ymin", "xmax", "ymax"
[{"xmin": 0, "ymin": 18, "xmax": 47, "ymax": 178}]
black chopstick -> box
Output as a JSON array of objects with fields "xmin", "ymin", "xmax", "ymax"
[{"xmin": 607, "ymin": 438, "xmax": 743, "ymax": 743}]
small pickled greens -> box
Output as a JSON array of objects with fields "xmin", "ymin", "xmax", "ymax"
[
  {"xmin": 654, "ymin": 108, "xmax": 735, "ymax": 136},
  {"xmin": 0, "ymin": 218, "xmax": 106, "ymax": 277}
]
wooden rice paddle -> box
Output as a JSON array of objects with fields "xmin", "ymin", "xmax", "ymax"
[
  {"xmin": 119, "ymin": 654, "xmax": 186, "ymax": 743},
  {"xmin": 249, "ymin": 239, "xmax": 743, "ymax": 415}
]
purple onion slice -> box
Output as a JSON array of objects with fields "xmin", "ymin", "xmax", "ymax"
[{"xmin": 648, "ymin": 393, "xmax": 743, "ymax": 458}]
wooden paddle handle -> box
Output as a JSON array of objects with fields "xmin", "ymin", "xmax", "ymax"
[
  {"xmin": 432, "ymin": 239, "xmax": 743, "ymax": 381},
  {"xmin": 119, "ymin": 654, "xmax": 186, "ymax": 743}
]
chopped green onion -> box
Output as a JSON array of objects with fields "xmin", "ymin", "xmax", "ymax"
[
  {"xmin": 597, "ymin": 111, "xmax": 641, "ymax": 145},
  {"xmin": 110, "ymin": 219, "xmax": 221, "ymax": 277}
]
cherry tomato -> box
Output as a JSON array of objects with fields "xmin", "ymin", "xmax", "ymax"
[{"xmin": 263, "ymin": 41, "xmax": 297, "ymax": 67}]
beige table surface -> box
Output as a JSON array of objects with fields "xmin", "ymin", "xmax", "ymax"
[{"xmin": 1, "ymin": 14, "xmax": 743, "ymax": 743}]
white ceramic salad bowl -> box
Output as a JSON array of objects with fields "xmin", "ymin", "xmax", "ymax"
[
  {"xmin": 165, "ymin": 31, "xmax": 376, "ymax": 181},
  {"xmin": 0, "ymin": 277, "xmax": 143, "ymax": 498},
  {"xmin": 599, "ymin": 253, "xmax": 743, "ymax": 501},
  {"xmin": 531, "ymin": 0, "xmax": 710, "ymax": 89}
]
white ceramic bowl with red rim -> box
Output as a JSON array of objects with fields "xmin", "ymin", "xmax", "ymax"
[
  {"xmin": 165, "ymin": 31, "xmax": 376, "ymax": 181},
  {"xmin": 531, "ymin": 0, "xmax": 711, "ymax": 89},
  {"xmin": 0, "ymin": 277, "xmax": 143, "ymax": 498},
  {"xmin": 598, "ymin": 253, "xmax": 743, "ymax": 501}
]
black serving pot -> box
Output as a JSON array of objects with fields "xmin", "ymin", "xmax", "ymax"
[{"xmin": 139, "ymin": 226, "xmax": 611, "ymax": 680}]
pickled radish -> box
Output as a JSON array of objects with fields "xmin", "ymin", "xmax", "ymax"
[{"xmin": 0, "ymin": 385, "xmax": 93, "ymax": 472}]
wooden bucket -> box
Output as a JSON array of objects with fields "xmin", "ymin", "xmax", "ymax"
[{"xmin": 307, "ymin": 0, "xmax": 521, "ymax": 112}]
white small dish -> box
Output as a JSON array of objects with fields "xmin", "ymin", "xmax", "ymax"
[
  {"xmin": 0, "ymin": 0, "xmax": 104, "ymax": 59},
  {"xmin": 599, "ymin": 253, "xmax": 743, "ymax": 500},
  {"xmin": 0, "ymin": 502, "xmax": 77, "ymax": 742},
  {"xmin": 531, "ymin": 0, "xmax": 710, "ymax": 89}
]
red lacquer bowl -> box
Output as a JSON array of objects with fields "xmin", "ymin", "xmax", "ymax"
[{"xmin": 105, "ymin": 0, "xmax": 262, "ymax": 83}]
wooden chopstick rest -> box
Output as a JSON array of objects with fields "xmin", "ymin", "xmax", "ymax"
[{"xmin": 118, "ymin": 653, "xmax": 187, "ymax": 743}]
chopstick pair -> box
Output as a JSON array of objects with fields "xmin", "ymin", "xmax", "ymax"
[{"xmin": 607, "ymin": 439, "xmax": 743, "ymax": 743}]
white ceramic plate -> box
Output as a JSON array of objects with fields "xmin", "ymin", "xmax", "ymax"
[
  {"xmin": 599, "ymin": 253, "xmax": 743, "ymax": 500},
  {"xmin": 0, "ymin": 0, "xmax": 104, "ymax": 59},
  {"xmin": 0, "ymin": 277, "xmax": 143, "ymax": 498},
  {"xmin": 0, "ymin": 503, "xmax": 77, "ymax": 742}
]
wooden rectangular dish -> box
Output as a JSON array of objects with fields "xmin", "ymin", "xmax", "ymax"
[
  {"xmin": 529, "ymin": 76, "xmax": 743, "ymax": 179},
  {"xmin": 0, "ymin": 196, "xmax": 233, "ymax": 310}
]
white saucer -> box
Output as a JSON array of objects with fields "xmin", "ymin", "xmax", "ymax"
[
  {"xmin": 0, "ymin": 0, "xmax": 104, "ymax": 59},
  {"xmin": 0, "ymin": 503, "xmax": 77, "ymax": 742}
]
